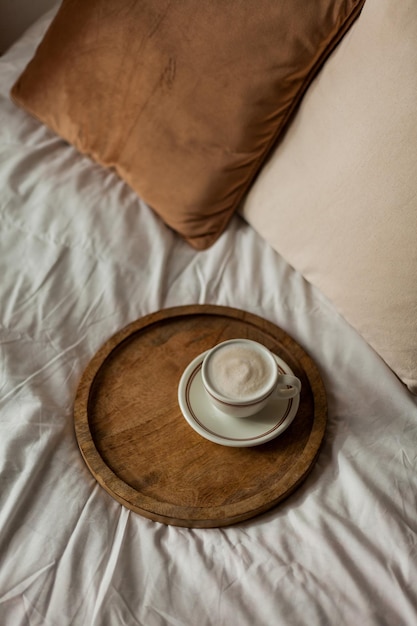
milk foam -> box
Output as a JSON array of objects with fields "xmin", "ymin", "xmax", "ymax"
[{"xmin": 207, "ymin": 344, "xmax": 273, "ymax": 399}]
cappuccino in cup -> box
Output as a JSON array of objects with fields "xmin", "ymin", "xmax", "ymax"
[
  {"xmin": 205, "ymin": 342, "xmax": 275, "ymax": 401},
  {"xmin": 201, "ymin": 339, "xmax": 301, "ymax": 418}
]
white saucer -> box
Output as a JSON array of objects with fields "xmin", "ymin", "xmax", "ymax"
[{"xmin": 178, "ymin": 350, "xmax": 300, "ymax": 447}]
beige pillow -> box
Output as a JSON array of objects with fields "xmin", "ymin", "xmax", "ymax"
[
  {"xmin": 242, "ymin": 0, "xmax": 417, "ymax": 393},
  {"xmin": 11, "ymin": 0, "xmax": 364, "ymax": 249}
]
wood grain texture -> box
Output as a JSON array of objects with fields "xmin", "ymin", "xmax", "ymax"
[{"xmin": 73, "ymin": 305, "xmax": 327, "ymax": 527}]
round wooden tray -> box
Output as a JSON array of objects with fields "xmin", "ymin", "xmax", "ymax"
[{"xmin": 74, "ymin": 305, "xmax": 327, "ymax": 527}]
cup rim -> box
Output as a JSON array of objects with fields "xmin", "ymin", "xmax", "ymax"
[{"xmin": 201, "ymin": 338, "xmax": 278, "ymax": 406}]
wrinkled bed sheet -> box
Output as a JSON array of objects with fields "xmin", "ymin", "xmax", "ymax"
[{"xmin": 1, "ymin": 10, "xmax": 417, "ymax": 626}]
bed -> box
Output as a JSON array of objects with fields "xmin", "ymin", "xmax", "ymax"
[{"xmin": 1, "ymin": 2, "xmax": 417, "ymax": 625}]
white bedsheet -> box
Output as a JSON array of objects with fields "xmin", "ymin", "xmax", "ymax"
[{"xmin": 1, "ymin": 10, "xmax": 417, "ymax": 626}]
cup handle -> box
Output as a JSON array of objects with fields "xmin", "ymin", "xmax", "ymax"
[{"xmin": 274, "ymin": 374, "xmax": 301, "ymax": 399}]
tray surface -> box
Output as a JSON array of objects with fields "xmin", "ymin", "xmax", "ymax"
[{"xmin": 74, "ymin": 305, "xmax": 327, "ymax": 527}]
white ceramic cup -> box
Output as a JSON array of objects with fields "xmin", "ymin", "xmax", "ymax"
[{"xmin": 201, "ymin": 338, "xmax": 301, "ymax": 418}]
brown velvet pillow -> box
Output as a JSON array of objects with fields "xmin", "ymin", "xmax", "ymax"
[{"xmin": 11, "ymin": 0, "xmax": 364, "ymax": 249}]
